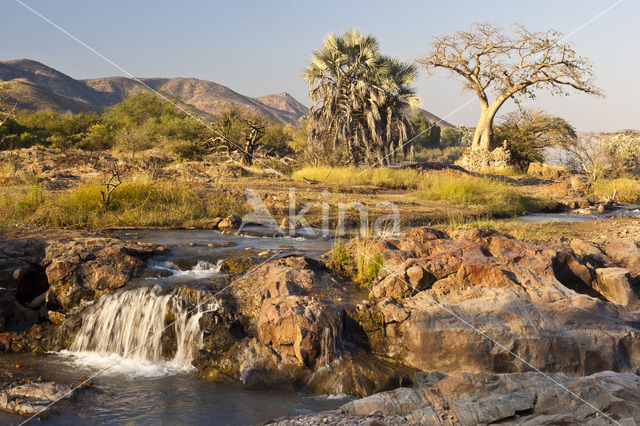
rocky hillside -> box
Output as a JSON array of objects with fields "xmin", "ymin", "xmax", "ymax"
[
  {"xmin": 0, "ymin": 59, "xmax": 454, "ymax": 127},
  {"xmin": 0, "ymin": 59, "xmax": 308, "ymax": 124}
]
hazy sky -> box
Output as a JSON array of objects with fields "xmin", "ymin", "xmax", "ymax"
[{"xmin": 1, "ymin": 0, "xmax": 638, "ymax": 131}]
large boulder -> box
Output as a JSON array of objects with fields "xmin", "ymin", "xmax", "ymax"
[
  {"xmin": 258, "ymin": 295, "xmax": 342, "ymax": 367},
  {"xmin": 359, "ymin": 233, "xmax": 640, "ymax": 376}
]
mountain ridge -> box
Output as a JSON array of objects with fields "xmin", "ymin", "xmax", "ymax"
[{"xmin": 0, "ymin": 58, "xmax": 452, "ymax": 127}]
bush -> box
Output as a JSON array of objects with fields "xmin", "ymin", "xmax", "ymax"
[{"xmin": 327, "ymin": 238, "xmax": 383, "ymax": 286}]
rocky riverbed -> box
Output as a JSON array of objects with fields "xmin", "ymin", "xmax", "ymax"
[{"xmin": 0, "ymin": 223, "xmax": 639, "ymax": 423}]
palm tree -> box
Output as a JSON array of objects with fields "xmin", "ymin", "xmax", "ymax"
[{"xmin": 303, "ymin": 29, "xmax": 418, "ymax": 166}]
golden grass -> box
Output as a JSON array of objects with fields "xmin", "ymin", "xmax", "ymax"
[
  {"xmin": 292, "ymin": 166, "xmax": 424, "ymax": 189},
  {"xmin": 0, "ymin": 175, "xmax": 248, "ymax": 228},
  {"xmin": 415, "ymin": 171, "xmax": 556, "ymax": 217},
  {"xmin": 589, "ymin": 177, "xmax": 640, "ymax": 203},
  {"xmin": 327, "ymin": 237, "xmax": 383, "ymax": 286}
]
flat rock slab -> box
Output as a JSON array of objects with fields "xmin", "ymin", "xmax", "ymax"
[{"xmin": 0, "ymin": 381, "xmax": 88, "ymax": 416}]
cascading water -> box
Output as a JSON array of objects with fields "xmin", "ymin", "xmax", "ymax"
[{"xmin": 66, "ymin": 285, "xmax": 211, "ymax": 373}]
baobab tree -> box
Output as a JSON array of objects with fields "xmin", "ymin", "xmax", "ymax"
[{"xmin": 419, "ymin": 23, "xmax": 602, "ymax": 151}]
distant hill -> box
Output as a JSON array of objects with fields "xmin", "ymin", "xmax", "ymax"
[
  {"xmin": 412, "ymin": 108, "xmax": 454, "ymax": 128},
  {"xmin": 0, "ymin": 58, "xmax": 453, "ymax": 127}
]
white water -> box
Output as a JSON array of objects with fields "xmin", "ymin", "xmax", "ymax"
[
  {"xmin": 147, "ymin": 259, "xmax": 224, "ymax": 280},
  {"xmin": 64, "ymin": 285, "xmax": 210, "ymax": 376}
]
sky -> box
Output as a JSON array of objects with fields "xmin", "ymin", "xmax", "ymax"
[{"xmin": 1, "ymin": 0, "xmax": 638, "ymax": 132}]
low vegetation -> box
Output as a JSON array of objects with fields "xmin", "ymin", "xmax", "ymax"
[
  {"xmin": 0, "ymin": 176, "xmax": 248, "ymax": 228},
  {"xmin": 327, "ymin": 238, "xmax": 383, "ymax": 286},
  {"xmin": 589, "ymin": 177, "xmax": 640, "ymax": 203},
  {"xmin": 292, "ymin": 166, "xmax": 425, "ymax": 189},
  {"xmin": 415, "ymin": 171, "xmax": 555, "ymax": 216}
]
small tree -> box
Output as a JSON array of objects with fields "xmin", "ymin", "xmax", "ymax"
[
  {"xmin": 0, "ymin": 85, "xmax": 18, "ymax": 131},
  {"xmin": 419, "ymin": 23, "xmax": 601, "ymax": 151},
  {"xmin": 212, "ymin": 108, "xmax": 272, "ymax": 165},
  {"xmin": 303, "ymin": 29, "xmax": 418, "ymax": 166},
  {"xmin": 494, "ymin": 109, "xmax": 577, "ymax": 170}
]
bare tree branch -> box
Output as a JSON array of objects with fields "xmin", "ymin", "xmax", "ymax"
[{"xmin": 418, "ymin": 22, "xmax": 602, "ymax": 150}]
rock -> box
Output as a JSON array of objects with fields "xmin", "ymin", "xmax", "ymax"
[
  {"xmin": 0, "ymin": 380, "xmax": 90, "ymax": 416},
  {"xmin": 257, "ymin": 296, "xmax": 341, "ymax": 367},
  {"xmin": 570, "ymin": 238, "xmax": 611, "ymax": 267},
  {"xmin": 604, "ymin": 239, "xmax": 640, "ymax": 278},
  {"xmin": 594, "ymin": 268, "xmax": 640, "ymax": 310},
  {"xmin": 338, "ymin": 371, "xmax": 640, "ymax": 425},
  {"xmin": 564, "ymin": 198, "xmax": 591, "ymax": 210},
  {"xmin": 44, "ymin": 238, "xmax": 155, "ymax": 312},
  {"xmin": 306, "ymin": 350, "xmax": 416, "ymax": 397},
  {"xmin": 47, "ymin": 310, "xmax": 65, "ymax": 325},
  {"xmin": 527, "ymin": 162, "xmax": 569, "ymax": 179},
  {"xmin": 218, "ymin": 214, "xmax": 242, "ymax": 230},
  {"xmin": 456, "ymin": 145, "xmax": 511, "ymax": 172},
  {"xmin": 356, "ymin": 233, "xmax": 640, "ymax": 376},
  {"xmin": 280, "ymin": 216, "xmax": 300, "ymax": 232},
  {"xmin": 207, "ymin": 217, "xmax": 223, "ymax": 229}
]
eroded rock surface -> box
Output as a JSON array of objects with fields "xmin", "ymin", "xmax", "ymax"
[
  {"xmin": 0, "ymin": 380, "xmax": 89, "ymax": 416},
  {"xmin": 356, "ymin": 229, "xmax": 640, "ymax": 376},
  {"xmin": 44, "ymin": 238, "xmax": 155, "ymax": 312},
  {"xmin": 276, "ymin": 371, "xmax": 640, "ymax": 425}
]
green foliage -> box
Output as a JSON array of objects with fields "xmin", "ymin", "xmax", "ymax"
[
  {"xmin": 0, "ymin": 109, "xmax": 105, "ymax": 150},
  {"xmin": 410, "ymin": 113, "xmax": 441, "ymax": 150},
  {"xmin": 601, "ymin": 131, "xmax": 640, "ymax": 176},
  {"xmin": 104, "ymin": 92, "xmax": 210, "ymax": 153},
  {"xmin": 494, "ymin": 109, "xmax": 577, "ymax": 170},
  {"xmin": 303, "ymin": 29, "xmax": 418, "ymax": 166},
  {"xmin": 328, "ymin": 238, "xmax": 383, "ymax": 286},
  {"xmin": 440, "ymin": 126, "xmax": 474, "ymax": 148}
]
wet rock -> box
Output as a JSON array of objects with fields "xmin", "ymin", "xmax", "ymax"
[
  {"xmin": 0, "ymin": 380, "xmax": 90, "ymax": 416},
  {"xmin": 218, "ymin": 214, "xmax": 242, "ymax": 230},
  {"xmin": 44, "ymin": 238, "xmax": 155, "ymax": 312},
  {"xmin": 207, "ymin": 217, "xmax": 223, "ymax": 229},
  {"xmin": 565, "ymin": 198, "xmax": 591, "ymax": 210},
  {"xmin": 594, "ymin": 268, "xmax": 639, "ymax": 310},
  {"xmin": 257, "ymin": 296, "xmax": 341, "ymax": 367},
  {"xmin": 307, "ymin": 351, "xmax": 416, "ymax": 398}
]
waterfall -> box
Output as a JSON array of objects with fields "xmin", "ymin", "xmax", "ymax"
[{"xmin": 69, "ymin": 285, "xmax": 208, "ymax": 369}]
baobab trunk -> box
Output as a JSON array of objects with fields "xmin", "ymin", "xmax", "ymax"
[{"xmin": 472, "ymin": 107, "xmax": 497, "ymax": 150}]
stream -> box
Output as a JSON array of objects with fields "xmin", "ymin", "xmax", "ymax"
[
  {"xmin": 0, "ymin": 228, "xmax": 347, "ymax": 425},
  {"xmin": 519, "ymin": 204, "xmax": 640, "ymax": 222}
]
